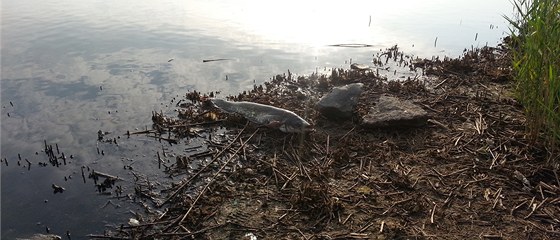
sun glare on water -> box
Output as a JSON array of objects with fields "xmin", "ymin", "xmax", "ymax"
[{"xmin": 184, "ymin": 0, "xmax": 430, "ymax": 48}]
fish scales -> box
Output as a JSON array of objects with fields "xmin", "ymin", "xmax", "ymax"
[{"xmin": 209, "ymin": 98, "xmax": 311, "ymax": 133}]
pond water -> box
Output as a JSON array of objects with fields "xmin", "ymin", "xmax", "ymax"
[{"xmin": 1, "ymin": 0, "xmax": 512, "ymax": 238}]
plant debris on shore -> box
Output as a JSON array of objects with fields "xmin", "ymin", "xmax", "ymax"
[{"xmin": 93, "ymin": 43, "xmax": 560, "ymax": 240}]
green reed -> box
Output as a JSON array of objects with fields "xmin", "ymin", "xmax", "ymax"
[{"xmin": 504, "ymin": 0, "xmax": 559, "ymax": 161}]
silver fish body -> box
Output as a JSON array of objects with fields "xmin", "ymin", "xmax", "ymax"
[{"xmin": 209, "ymin": 98, "xmax": 312, "ymax": 133}]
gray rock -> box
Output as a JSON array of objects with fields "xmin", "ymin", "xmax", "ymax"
[
  {"xmin": 362, "ymin": 95, "xmax": 428, "ymax": 128},
  {"xmin": 316, "ymin": 83, "xmax": 363, "ymax": 121}
]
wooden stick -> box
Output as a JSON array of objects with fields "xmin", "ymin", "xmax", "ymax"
[
  {"xmin": 92, "ymin": 170, "xmax": 124, "ymax": 180},
  {"xmin": 342, "ymin": 213, "xmax": 353, "ymax": 225},
  {"xmin": 434, "ymin": 78, "xmax": 448, "ymax": 89}
]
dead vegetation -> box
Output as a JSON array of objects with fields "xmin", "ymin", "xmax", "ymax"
[{"xmin": 92, "ymin": 44, "xmax": 560, "ymax": 239}]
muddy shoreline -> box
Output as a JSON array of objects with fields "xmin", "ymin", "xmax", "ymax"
[{"xmin": 93, "ymin": 43, "xmax": 559, "ymax": 239}]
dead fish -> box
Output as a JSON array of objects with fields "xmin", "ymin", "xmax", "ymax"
[
  {"xmin": 350, "ymin": 63, "xmax": 371, "ymax": 71},
  {"xmin": 209, "ymin": 98, "xmax": 312, "ymax": 133}
]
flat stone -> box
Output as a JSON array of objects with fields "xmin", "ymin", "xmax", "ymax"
[
  {"xmin": 362, "ymin": 95, "xmax": 428, "ymax": 128},
  {"xmin": 316, "ymin": 83, "xmax": 363, "ymax": 121}
]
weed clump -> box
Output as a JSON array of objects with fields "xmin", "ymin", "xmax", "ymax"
[{"xmin": 505, "ymin": 0, "xmax": 560, "ymax": 163}]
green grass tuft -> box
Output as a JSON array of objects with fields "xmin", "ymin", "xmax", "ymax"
[{"xmin": 504, "ymin": 0, "xmax": 560, "ymax": 162}]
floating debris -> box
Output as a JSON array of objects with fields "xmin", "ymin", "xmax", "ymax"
[
  {"xmin": 51, "ymin": 184, "xmax": 65, "ymax": 194},
  {"xmin": 202, "ymin": 58, "xmax": 232, "ymax": 63}
]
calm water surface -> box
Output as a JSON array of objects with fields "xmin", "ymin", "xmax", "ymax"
[{"xmin": 2, "ymin": 0, "xmax": 511, "ymax": 238}]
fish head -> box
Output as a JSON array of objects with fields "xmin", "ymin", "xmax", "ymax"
[
  {"xmin": 208, "ymin": 98, "xmax": 225, "ymax": 107},
  {"xmin": 278, "ymin": 117, "xmax": 313, "ymax": 133}
]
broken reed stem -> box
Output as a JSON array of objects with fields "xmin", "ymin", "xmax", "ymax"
[
  {"xmin": 359, "ymin": 220, "xmax": 376, "ymax": 232},
  {"xmin": 342, "ymin": 213, "xmax": 353, "ymax": 225},
  {"xmin": 524, "ymin": 198, "xmax": 548, "ymax": 219},
  {"xmin": 158, "ymin": 124, "xmax": 249, "ymax": 207},
  {"xmin": 492, "ymin": 187, "xmax": 502, "ymax": 209},
  {"xmin": 281, "ymin": 171, "xmax": 298, "ymax": 190},
  {"xmin": 323, "ymin": 135, "xmax": 330, "ymax": 168},
  {"xmin": 340, "ymin": 126, "xmax": 355, "ymax": 140},
  {"xmin": 91, "ymin": 170, "xmax": 123, "ymax": 181},
  {"xmin": 177, "ymin": 128, "xmax": 259, "ymax": 226},
  {"xmin": 157, "ymin": 151, "xmax": 161, "ymax": 169},
  {"xmin": 434, "ymin": 78, "xmax": 448, "ymax": 89},
  {"xmin": 430, "ymin": 203, "xmax": 437, "ymax": 224}
]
